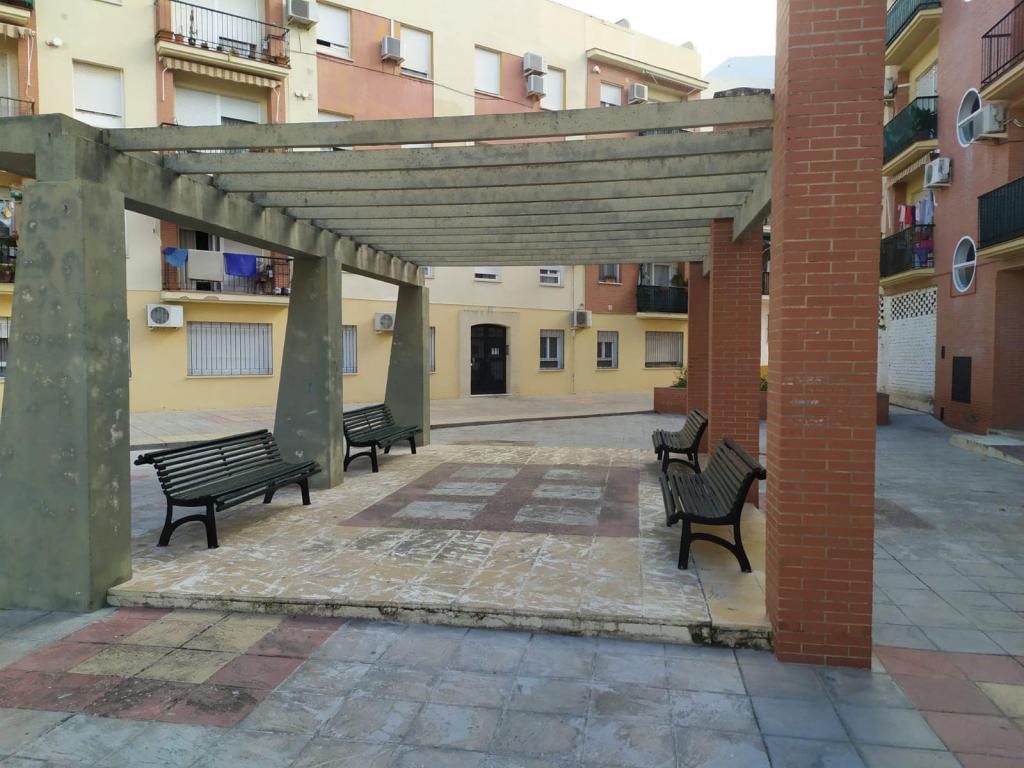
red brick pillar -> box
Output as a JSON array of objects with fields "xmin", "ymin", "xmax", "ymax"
[
  {"xmin": 707, "ymin": 219, "xmax": 762, "ymax": 502},
  {"xmin": 766, "ymin": 0, "xmax": 884, "ymax": 667},
  {"xmin": 684, "ymin": 262, "xmax": 710, "ymax": 447}
]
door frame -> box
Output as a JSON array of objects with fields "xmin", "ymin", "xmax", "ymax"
[
  {"xmin": 458, "ymin": 309, "xmax": 520, "ymax": 398},
  {"xmin": 470, "ymin": 323, "xmax": 509, "ymax": 395}
]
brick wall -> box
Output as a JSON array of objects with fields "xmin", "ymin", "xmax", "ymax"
[
  {"xmin": 877, "ymin": 287, "xmax": 936, "ymax": 412},
  {"xmin": 584, "ymin": 264, "xmax": 640, "ymax": 314},
  {"xmin": 993, "ymin": 270, "xmax": 1024, "ymax": 429}
]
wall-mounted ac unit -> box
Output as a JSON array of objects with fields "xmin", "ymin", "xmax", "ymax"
[
  {"xmin": 526, "ymin": 74, "xmax": 546, "ymax": 99},
  {"xmin": 923, "ymin": 156, "xmax": 951, "ymax": 188},
  {"xmin": 286, "ymin": 0, "xmax": 317, "ymax": 27},
  {"xmin": 628, "ymin": 83, "xmax": 649, "ymax": 104},
  {"xmin": 523, "ymin": 52, "xmax": 547, "ymax": 76},
  {"xmin": 374, "ymin": 312, "xmax": 396, "ymax": 332},
  {"xmin": 966, "ymin": 103, "xmax": 1007, "ymax": 141},
  {"xmin": 883, "ymin": 76, "xmax": 896, "ymax": 101},
  {"xmin": 147, "ymin": 304, "xmax": 183, "ymax": 329},
  {"xmin": 381, "ymin": 36, "xmax": 403, "ymax": 63},
  {"xmin": 570, "ymin": 309, "xmax": 592, "ymax": 329}
]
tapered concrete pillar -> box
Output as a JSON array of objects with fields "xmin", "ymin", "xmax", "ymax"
[
  {"xmin": 766, "ymin": 0, "xmax": 884, "ymax": 667},
  {"xmin": 0, "ymin": 180, "xmax": 131, "ymax": 611},
  {"xmin": 385, "ymin": 284, "xmax": 430, "ymax": 446},
  {"xmin": 707, "ymin": 219, "xmax": 763, "ymax": 501},
  {"xmin": 684, "ymin": 261, "xmax": 710, "ymax": 450},
  {"xmin": 274, "ymin": 239, "xmax": 347, "ymax": 488}
]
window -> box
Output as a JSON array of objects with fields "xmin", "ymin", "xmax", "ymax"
[
  {"xmin": 597, "ymin": 330, "xmax": 618, "ymax": 369},
  {"xmin": 0, "ymin": 316, "xmax": 9, "ymax": 378},
  {"xmin": 539, "ymin": 267, "xmax": 562, "ymax": 286},
  {"xmin": 642, "ymin": 263, "xmax": 674, "ymax": 287},
  {"xmin": 916, "ymin": 64, "xmax": 937, "ymax": 99},
  {"xmin": 474, "ymin": 266, "xmax": 500, "ymax": 281},
  {"xmin": 957, "ymin": 89, "xmax": 982, "ymax": 147},
  {"xmin": 187, "ymin": 322, "xmax": 272, "ymax": 376},
  {"xmin": 429, "ymin": 326, "xmax": 436, "ymax": 373},
  {"xmin": 539, "ymin": 330, "xmax": 564, "ymax": 370},
  {"xmin": 645, "ymin": 331, "xmax": 683, "ymax": 368},
  {"xmin": 401, "ymin": 26, "xmax": 432, "ymax": 79},
  {"xmin": 600, "ymin": 82, "xmax": 622, "ymax": 107},
  {"xmin": 316, "ymin": 3, "xmax": 351, "ymax": 56},
  {"xmin": 342, "ymin": 324, "xmax": 357, "ymax": 373},
  {"xmin": 422, "ymin": 266, "xmax": 434, "ymax": 278},
  {"xmin": 475, "ymin": 47, "xmax": 501, "ymax": 95},
  {"xmin": 952, "ymin": 236, "xmax": 977, "ymax": 292},
  {"xmin": 541, "ymin": 67, "xmax": 565, "ymax": 111},
  {"xmin": 318, "ymin": 110, "xmax": 353, "ymax": 150},
  {"xmin": 72, "ymin": 62, "xmax": 123, "ymax": 128},
  {"xmin": 175, "ymin": 87, "xmax": 261, "ymax": 127},
  {"xmin": 598, "ymin": 263, "xmax": 621, "ymax": 283}
]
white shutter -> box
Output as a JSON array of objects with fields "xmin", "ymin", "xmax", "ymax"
[
  {"xmin": 73, "ymin": 63, "xmax": 123, "ymax": 128},
  {"xmin": 429, "ymin": 326, "xmax": 436, "ymax": 373},
  {"xmin": 0, "ymin": 316, "xmax": 9, "ymax": 377},
  {"xmin": 541, "ymin": 68, "xmax": 565, "ymax": 110},
  {"xmin": 316, "ymin": 3, "xmax": 351, "ymax": 53},
  {"xmin": 0, "ymin": 53, "xmax": 12, "ymax": 100},
  {"xmin": 645, "ymin": 331, "xmax": 683, "ymax": 368},
  {"xmin": 600, "ymin": 82, "xmax": 622, "ymax": 107},
  {"xmin": 342, "ymin": 324, "xmax": 357, "ymax": 374},
  {"xmin": 475, "ymin": 48, "xmax": 501, "ymax": 95},
  {"xmin": 218, "ymin": 0, "xmax": 261, "ymax": 19},
  {"xmin": 175, "ymin": 87, "xmax": 220, "ymax": 126},
  {"xmin": 188, "ymin": 322, "xmax": 273, "ymax": 376},
  {"xmin": 401, "ymin": 27, "xmax": 432, "ymax": 78},
  {"xmin": 220, "ymin": 94, "xmax": 261, "ymax": 123}
]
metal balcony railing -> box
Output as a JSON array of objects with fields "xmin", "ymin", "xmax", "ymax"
[
  {"xmin": 166, "ymin": 254, "xmax": 292, "ymax": 296},
  {"xmin": 636, "ymin": 284, "xmax": 688, "ymax": 314},
  {"xmin": 979, "ymin": 176, "xmax": 1024, "ymax": 250},
  {"xmin": 0, "ymin": 96, "xmax": 34, "ymax": 118},
  {"xmin": 157, "ymin": 0, "xmax": 289, "ymax": 67},
  {"xmin": 883, "ymin": 96, "xmax": 938, "ymax": 164},
  {"xmin": 0, "ymin": 0, "xmax": 34, "ymax": 9},
  {"xmin": 880, "ymin": 224, "xmax": 934, "ymax": 278},
  {"xmin": 982, "ymin": 1, "xmax": 1024, "ymax": 87},
  {"xmin": 887, "ymin": 0, "xmax": 941, "ymax": 46}
]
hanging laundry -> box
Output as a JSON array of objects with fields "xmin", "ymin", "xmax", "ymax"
[
  {"xmin": 162, "ymin": 246, "xmax": 188, "ymax": 268},
  {"xmin": 224, "ymin": 252, "xmax": 258, "ymax": 277},
  {"xmin": 187, "ymin": 249, "xmax": 225, "ymax": 282}
]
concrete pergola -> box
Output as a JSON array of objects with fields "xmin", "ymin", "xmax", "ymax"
[{"xmin": 0, "ymin": 0, "xmax": 885, "ymax": 667}]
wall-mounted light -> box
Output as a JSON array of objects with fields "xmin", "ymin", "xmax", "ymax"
[{"xmin": 46, "ymin": 37, "xmax": 63, "ymax": 48}]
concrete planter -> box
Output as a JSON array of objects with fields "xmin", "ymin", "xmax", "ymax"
[{"xmin": 653, "ymin": 386, "xmax": 688, "ymax": 415}]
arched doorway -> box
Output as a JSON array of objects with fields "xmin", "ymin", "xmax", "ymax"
[{"xmin": 470, "ymin": 324, "xmax": 508, "ymax": 395}]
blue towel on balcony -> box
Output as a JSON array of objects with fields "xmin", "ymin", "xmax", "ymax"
[
  {"xmin": 162, "ymin": 247, "xmax": 188, "ymax": 268},
  {"xmin": 224, "ymin": 252, "xmax": 258, "ymax": 277}
]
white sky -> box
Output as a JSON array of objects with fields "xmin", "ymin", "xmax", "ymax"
[{"xmin": 555, "ymin": 0, "xmax": 777, "ymax": 76}]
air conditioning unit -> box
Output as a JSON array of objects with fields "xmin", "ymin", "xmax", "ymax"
[
  {"xmin": 526, "ymin": 74, "xmax": 546, "ymax": 99},
  {"xmin": 883, "ymin": 76, "xmax": 896, "ymax": 101},
  {"xmin": 966, "ymin": 103, "xmax": 1007, "ymax": 141},
  {"xmin": 286, "ymin": 0, "xmax": 317, "ymax": 27},
  {"xmin": 570, "ymin": 309, "xmax": 592, "ymax": 329},
  {"xmin": 381, "ymin": 36, "xmax": 403, "ymax": 63},
  {"xmin": 628, "ymin": 83, "xmax": 649, "ymax": 104},
  {"xmin": 374, "ymin": 312, "xmax": 396, "ymax": 332},
  {"xmin": 147, "ymin": 303, "xmax": 183, "ymax": 329},
  {"xmin": 923, "ymin": 156, "xmax": 951, "ymax": 188},
  {"xmin": 522, "ymin": 52, "xmax": 547, "ymax": 76}
]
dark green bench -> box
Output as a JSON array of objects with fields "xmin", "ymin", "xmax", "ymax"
[
  {"xmin": 652, "ymin": 408, "xmax": 708, "ymax": 473},
  {"xmin": 135, "ymin": 430, "xmax": 320, "ymax": 549},
  {"xmin": 343, "ymin": 404, "xmax": 420, "ymax": 473},
  {"xmin": 659, "ymin": 438, "xmax": 766, "ymax": 572}
]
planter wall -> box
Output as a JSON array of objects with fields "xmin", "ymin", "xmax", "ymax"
[
  {"xmin": 877, "ymin": 392, "xmax": 890, "ymax": 426},
  {"xmin": 653, "ymin": 386, "xmax": 688, "ymax": 415}
]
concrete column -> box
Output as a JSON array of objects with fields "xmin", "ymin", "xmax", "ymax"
[
  {"xmin": 274, "ymin": 239, "xmax": 347, "ymax": 488},
  {"xmin": 0, "ymin": 180, "xmax": 131, "ymax": 611},
  {"xmin": 684, "ymin": 261, "xmax": 710, "ymax": 450},
  {"xmin": 707, "ymin": 219, "xmax": 762, "ymax": 498},
  {"xmin": 766, "ymin": 0, "xmax": 884, "ymax": 667},
  {"xmin": 385, "ymin": 284, "xmax": 431, "ymax": 446}
]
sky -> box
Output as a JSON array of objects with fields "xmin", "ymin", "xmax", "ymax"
[{"xmin": 554, "ymin": 0, "xmax": 777, "ymax": 76}]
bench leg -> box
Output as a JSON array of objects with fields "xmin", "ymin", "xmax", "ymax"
[
  {"xmin": 370, "ymin": 445, "xmax": 379, "ymax": 473},
  {"xmin": 299, "ymin": 477, "xmax": 311, "ymax": 505},
  {"xmin": 204, "ymin": 502, "xmax": 219, "ymax": 549},
  {"xmin": 157, "ymin": 500, "xmax": 176, "ymax": 547},
  {"xmin": 661, "ymin": 450, "xmax": 670, "ymax": 474},
  {"xmin": 733, "ymin": 522, "xmax": 752, "ymax": 573},
  {"xmin": 408, "ymin": 436, "xmax": 417, "ymax": 455},
  {"xmin": 678, "ymin": 520, "xmax": 693, "ymax": 570},
  {"xmin": 263, "ymin": 488, "xmax": 276, "ymax": 504},
  {"xmin": 383, "ymin": 444, "xmax": 391, "ymax": 455},
  {"xmin": 691, "ymin": 451, "xmax": 702, "ymax": 474}
]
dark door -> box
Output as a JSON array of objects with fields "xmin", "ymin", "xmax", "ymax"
[{"xmin": 471, "ymin": 324, "xmax": 507, "ymax": 395}]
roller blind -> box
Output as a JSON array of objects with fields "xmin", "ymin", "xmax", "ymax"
[
  {"xmin": 73, "ymin": 62, "xmax": 124, "ymax": 128},
  {"xmin": 317, "ymin": 3, "xmax": 351, "ymax": 53},
  {"xmin": 0, "ymin": 316, "xmax": 9, "ymax": 378},
  {"xmin": 541, "ymin": 68, "xmax": 564, "ymax": 110},
  {"xmin": 401, "ymin": 27, "xmax": 431, "ymax": 77},
  {"xmin": 645, "ymin": 331, "xmax": 683, "ymax": 368},
  {"xmin": 475, "ymin": 48, "xmax": 501, "ymax": 95},
  {"xmin": 597, "ymin": 330, "xmax": 618, "ymax": 369}
]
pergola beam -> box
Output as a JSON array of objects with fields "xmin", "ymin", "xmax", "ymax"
[
  {"xmin": 363, "ymin": 229, "xmax": 709, "ymax": 246},
  {"xmin": 109, "ymin": 95, "xmax": 775, "ymax": 151},
  {"xmin": 733, "ymin": 168, "xmax": 773, "ymax": 241},
  {"xmin": 407, "ymin": 251, "xmax": 707, "ymax": 265},
  {"xmin": 393, "ymin": 242, "xmax": 706, "ymax": 256},
  {"xmin": 332, "ymin": 220, "xmax": 712, "ymax": 237}
]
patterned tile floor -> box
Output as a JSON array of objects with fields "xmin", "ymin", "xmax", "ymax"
[{"xmin": 111, "ymin": 444, "xmax": 770, "ymax": 646}]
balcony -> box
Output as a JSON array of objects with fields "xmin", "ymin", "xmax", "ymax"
[
  {"xmin": 0, "ymin": 0, "xmax": 31, "ymax": 25},
  {"xmin": 883, "ymin": 96, "xmax": 938, "ymax": 176},
  {"xmin": 636, "ymin": 284, "xmax": 688, "ymax": 315},
  {"xmin": 978, "ymin": 176, "xmax": 1024, "ymax": 259},
  {"xmin": 0, "ymin": 96, "xmax": 33, "ymax": 118},
  {"xmin": 886, "ymin": 0, "xmax": 942, "ymax": 67},
  {"xmin": 162, "ymin": 253, "xmax": 292, "ymax": 305},
  {"xmin": 880, "ymin": 224, "xmax": 934, "ymax": 284},
  {"xmin": 981, "ymin": 1, "xmax": 1024, "ymax": 102},
  {"xmin": 0, "ymin": 242, "xmax": 16, "ymax": 290},
  {"xmin": 155, "ymin": 0, "xmax": 289, "ymax": 77}
]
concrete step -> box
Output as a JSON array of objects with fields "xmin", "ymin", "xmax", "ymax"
[{"xmin": 950, "ymin": 432, "xmax": 1024, "ymax": 467}]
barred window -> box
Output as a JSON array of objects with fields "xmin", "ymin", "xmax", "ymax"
[
  {"xmin": 539, "ymin": 267, "xmax": 562, "ymax": 286},
  {"xmin": 0, "ymin": 316, "xmax": 9, "ymax": 378},
  {"xmin": 645, "ymin": 331, "xmax": 683, "ymax": 368},
  {"xmin": 429, "ymin": 326, "xmax": 436, "ymax": 373},
  {"xmin": 187, "ymin": 321, "xmax": 272, "ymax": 376},
  {"xmin": 539, "ymin": 330, "xmax": 564, "ymax": 370},
  {"xmin": 597, "ymin": 330, "xmax": 618, "ymax": 369},
  {"xmin": 598, "ymin": 264, "xmax": 620, "ymax": 283},
  {"xmin": 342, "ymin": 324, "xmax": 357, "ymax": 374}
]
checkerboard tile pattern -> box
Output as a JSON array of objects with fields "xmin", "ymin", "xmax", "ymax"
[{"xmin": 0, "ymin": 608, "xmax": 339, "ymax": 727}]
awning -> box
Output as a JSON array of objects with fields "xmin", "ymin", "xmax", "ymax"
[
  {"xmin": 161, "ymin": 57, "xmax": 278, "ymax": 90},
  {"xmin": 0, "ymin": 23, "xmax": 34, "ymax": 40},
  {"xmin": 888, "ymin": 154, "xmax": 929, "ymax": 184}
]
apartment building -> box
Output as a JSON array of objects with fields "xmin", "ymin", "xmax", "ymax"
[{"xmin": 0, "ymin": 0, "xmax": 708, "ymax": 413}]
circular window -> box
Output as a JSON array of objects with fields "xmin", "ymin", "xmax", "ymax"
[
  {"xmin": 953, "ymin": 236, "xmax": 977, "ymax": 292},
  {"xmin": 957, "ymin": 89, "xmax": 982, "ymax": 147}
]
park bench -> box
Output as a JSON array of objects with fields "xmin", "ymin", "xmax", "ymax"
[
  {"xmin": 659, "ymin": 438, "xmax": 766, "ymax": 573},
  {"xmin": 343, "ymin": 403, "xmax": 420, "ymax": 473},
  {"xmin": 651, "ymin": 408, "xmax": 708, "ymax": 473},
  {"xmin": 135, "ymin": 430, "xmax": 320, "ymax": 549}
]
